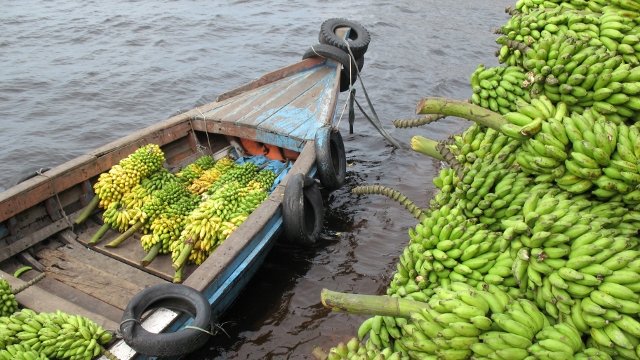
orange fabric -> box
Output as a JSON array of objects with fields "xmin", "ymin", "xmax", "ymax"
[
  {"xmin": 240, "ymin": 138, "xmax": 267, "ymax": 156},
  {"xmin": 282, "ymin": 148, "xmax": 299, "ymax": 160},
  {"xmin": 265, "ymin": 144, "xmax": 285, "ymax": 161}
]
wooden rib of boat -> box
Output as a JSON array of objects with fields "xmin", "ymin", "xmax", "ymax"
[{"xmin": 0, "ymin": 27, "xmax": 353, "ymax": 359}]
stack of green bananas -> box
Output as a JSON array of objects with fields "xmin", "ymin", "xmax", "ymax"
[
  {"xmin": 187, "ymin": 157, "xmax": 237, "ymax": 194},
  {"xmin": 324, "ymin": 337, "xmax": 377, "ymax": 360},
  {"xmin": 0, "ymin": 309, "xmax": 112, "ymax": 360},
  {"xmin": 512, "ymin": 0, "xmax": 604, "ymax": 14},
  {"xmin": 101, "ymin": 200, "xmax": 136, "ymax": 233},
  {"xmin": 176, "ymin": 155, "xmax": 216, "ymax": 186},
  {"xmin": 0, "ymin": 280, "xmax": 17, "ymax": 317},
  {"xmin": 0, "ymin": 343, "xmax": 48, "ymax": 360},
  {"xmin": 470, "ymin": 64, "xmax": 531, "ymax": 114},
  {"xmin": 430, "ymin": 168, "xmax": 460, "ymax": 209},
  {"xmin": 93, "ymin": 144, "xmax": 165, "ymax": 209},
  {"xmin": 172, "ymin": 179, "xmax": 264, "ymax": 265},
  {"xmin": 206, "ymin": 162, "xmax": 260, "ymax": 194}
]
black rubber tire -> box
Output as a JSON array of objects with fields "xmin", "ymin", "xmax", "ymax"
[
  {"xmin": 302, "ymin": 44, "xmax": 361, "ymax": 93},
  {"xmin": 12, "ymin": 167, "xmax": 50, "ymax": 186},
  {"xmin": 282, "ymin": 173, "xmax": 324, "ymax": 245},
  {"xmin": 121, "ymin": 283, "xmax": 212, "ymax": 358},
  {"xmin": 319, "ymin": 18, "xmax": 370, "ymax": 59},
  {"xmin": 315, "ymin": 127, "xmax": 346, "ymax": 191},
  {"xmin": 302, "ymin": 43, "xmax": 356, "ymax": 70}
]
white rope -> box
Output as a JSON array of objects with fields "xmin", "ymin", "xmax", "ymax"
[
  {"xmin": 336, "ymin": 40, "xmax": 357, "ymax": 128},
  {"xmin": 195, "ymin": 107, "xmax": 213, "ymax": 154}
]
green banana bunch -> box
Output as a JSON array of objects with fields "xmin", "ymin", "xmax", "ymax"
[
  {"xmin": 0, "ymin": 280, "xmax": 18, "ymax": 317},
  {"xmin": 0, "ymin": 309, "xmax": 112, "ymax": 360},
  {"xmin": 470, "ymin": 64, "xmax": 531, "ymax": 114},
  {"xmin": 93, "ymin": 144, "xmax": 165, "ymax": 209}
]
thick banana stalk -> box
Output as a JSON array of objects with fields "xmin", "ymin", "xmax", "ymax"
[
  {"xmin": 436, "ymin": 142, "xmax": 465, "ymax": 177},
  {"xmin": 321, "ymin": 289, "xmax": 425, "ymax": 318},
  {"xmin": 88, "ymin": 223, "xmax": 110, "ymax": 245},
  {"xmin": 410, "ymin": 135, "xmax": 445, "ymax": 161},
  {"xmin": 415, "ymin": 97, "xmax": 508, "ymax": 131},
  {"xmin": 352, "ymin": 185, "xmax": 427, "ymax": 222},
  {"xmin": 74, "ymin": 195, "xmax": 100, "ymax": 225},
  {"xmin": 105, "ymin": 221, "xmax": 143, "ymax": 248},
  {"xmin": 141, "ymin": 242, "xmax": 163, "ymax": 267}
]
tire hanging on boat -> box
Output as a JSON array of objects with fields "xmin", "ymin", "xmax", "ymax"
[
  {"xmin": 318, "ymin": 18, "xmax": 371, "ymax": 58},
  {"xmin": 120, "ymin": 283, "xmax": 212, "ymax": 358},
  {"xmin": 282, "ymin": 173, "xmax": 324, "ymax": 245},
  {"xmin": 315, "ymin": 126, "xmax": 346, "ymax": 190},
  {"xmin": 340, "ymin": 55, "xmax": 364, "ymax": 92}
]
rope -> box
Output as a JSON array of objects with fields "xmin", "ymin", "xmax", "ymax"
[
  {"xmin": 115, "ymin": 318, "xmax": 141, "ymax": 339},
  {"xmin": 37, "ymin": 169, "xmax": 74, "ymax": 232},
  {"xmin": 195, "ymin": 107, "xmax": 214, "ymax": 154},
  {"xmin": 341, "ymin": 39, "xmax": 402, "ymax": 149},
  {"xmin": 185, "ymin": 325, "xmax": 214, "ymax": 336},
  {"xmin": 335, "ymin": 51, "xmax": 353, "ymax": 129}
]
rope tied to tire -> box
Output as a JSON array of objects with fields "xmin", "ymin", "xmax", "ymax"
[{"xmin": 302, "ymin": 19, "xmax": 401, "ymax": 149}]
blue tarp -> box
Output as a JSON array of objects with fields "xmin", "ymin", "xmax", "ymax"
[{"xmin": 234, "ymin": 155, "xmax": 292, "ymax": 192}]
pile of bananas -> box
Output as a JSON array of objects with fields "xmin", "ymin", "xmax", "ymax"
[
  {"xmin": 171, "ymin": 167, "xmax": 273, "ymax": 270},
  {"xmin": 319, "ymin": 2, "xmax": 640, "ymax": 360},
  {"xmin": 93, "ymin": 144, "xmax": 165, "ymax": 209},
  {"xmin": 0, "ymin": 280, "xmax": 17, "ymax": 317},
  {"xmin": 101, "ymin": 201, "xmax": 137, "ymax": 233},
  {"xmin": 0, "ymin": 309, "xmax": 112, "ymax": 360},
  {"xmin": 187, "ymin": 157, "xmax": 236, "ymax": 194},
  {"xmin": 206, "ymin": 162, "xmax": 260, "ymax": 194},
  {"xmin": 176, "ymin": 155, "xmax": 216, "ymax": 186}
]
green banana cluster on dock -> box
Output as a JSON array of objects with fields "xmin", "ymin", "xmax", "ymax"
[
  {"xmin": 0, "ymin": 280, "xmax": 18, "ymax": 317},
  {"xmin": 323, "ymin": 1, "xmax": 640, "ymax": 359},
  {"xmin": 0, "ymin": 308, "xmax": 112, "ymax": 360}
]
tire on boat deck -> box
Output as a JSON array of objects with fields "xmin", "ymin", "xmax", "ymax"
[
  {"xmin": 318, "ymin": 18, "xmax": 371, "ymax": 59},
  {"xmin": 282, "ymin": 173, "xmax": 324, "ymax": 245},
  {"xmin": 315, "ymin": 126, "xmax": 346, "ymax": 191},
  {"xmin": 121, "ymin": 283, "xmax": 211, "ymax": 358}
]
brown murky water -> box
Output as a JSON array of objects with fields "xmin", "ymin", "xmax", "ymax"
[{"xmin": 1, "ymin": 1, "xmax": 513, "ymax": 358}]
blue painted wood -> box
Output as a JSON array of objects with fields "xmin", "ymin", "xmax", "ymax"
[
  {"xmin": 287, "ymin": 70, "xmax": 339, "ymax": 140},
  {"xmin": 221, "ymin": 70, "xmax": 318, "ymax": 125},
  {"xmin": 254, "ymin": 71, "xmax": 334, "ymax": 141}
]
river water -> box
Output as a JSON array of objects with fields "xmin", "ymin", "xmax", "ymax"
[{"xmin": 1, "ymin": 1, "xmax": 513, "ymax": 358}]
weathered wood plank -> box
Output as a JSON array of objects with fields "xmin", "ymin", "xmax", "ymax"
[
  {"xmin": 221, "ymin": 70, "xmax": 316, "ymax": 125},
  {"xmin": 0, "ymin": 269, "xmax": 118, "ymax": 330},
  {"xmin": 75, "ymin": 223, "xmax": 196, "ymax": 282},
  {"xmin": 0, "ymin": 207, "xmax": 84, "ymax": 263},
  {"xmin": 58, "ymin": 240, "xmax": 166, "ymax": 289},
  {"xmin": 217, "ymin": 57, "xmax": 325, "ymax": 102},
  {"xmin": 36, "ymin": 248, "xmax": 143, "ymax": 311}
]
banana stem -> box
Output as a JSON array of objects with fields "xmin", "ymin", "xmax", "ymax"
[
  {"xmin": 75, "ymin": 196, "xmax": 100, "ymax": 224},
  {"xmin": 311, "ymin": 346, "xmax": 328, "ymax": 360},
  {"xmin": 436, "ymin": 142, "xmax": 465, "ymax": 178},
  {"xmin": 173, "ymin": 265, "xmax": 184, "ymax": 284},
  {"xmin": 321, "ymin": 289, "xmax": 426, "ymax": 318},
  {"xmin": 415, "ymin": 97, "xmax": 508, "ymax": 131},
  {"xmin": 11, "ymin": 272, "xmax": 46, "ymax": 295},
  {"xmin": 173, "ymin": 237, "xmax": 194, "ymax": 271},
  {"xmin": 101, "ymin": 347, "xmax": 120, "ymax": 360},
  {"xmin": 141, "ymin": 242, "xmax": 162, "ymax": 267},
  {"xmin": 89, "ymin": 223, "xmax": 111, "ymax": 246},
  {"xmin": 410, "ymin": 136, "xmax": 445, "ymax": 161},
  {"xmin": 352, "ymin": 185, "xmax": 426, "ymax": 222},
  {"xmin": 105, "ymin": 221, "xmax": 143, "ymax": 248},
  {"xmin": 392, "ymin": 114, "xmax": 447, "ymax": 129}
]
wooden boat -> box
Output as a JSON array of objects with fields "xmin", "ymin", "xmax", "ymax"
[{"xmin": 0, "ymin": 25, "xmax": 361, "ymax": 359}]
